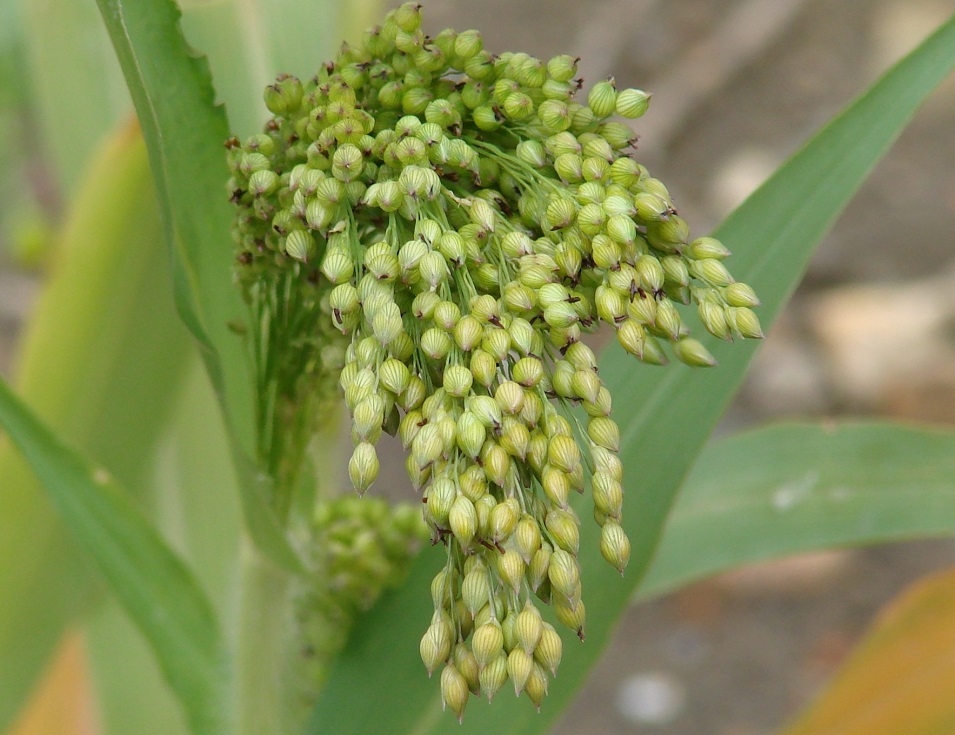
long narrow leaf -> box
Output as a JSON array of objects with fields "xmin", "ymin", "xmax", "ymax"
[
  {"xmin": 0, "ymin": 377, "xmax": 230, "ymax": 735},
  {"xmin": 309, "ymin": 14, "xmax": 955, "ymax": 734},
  {"xmin": 22, "ymin": 0, "xmax": 129, "ymax": 192},
  {"xmin": 0, "ymin": 124, "xmax": 191, "ymax": 731},
  {"xmin": 86, "ymin": 364, "xmax": 244, "ymax": 735},
  {"xmin": 96, "ymin": 0, "xmax": 301, "ymax": 570},
  {"xmin": 95, "ymin": 0, "xmax": 250, "ymax": 441},
  {"xmin": 639, "ymin": 422, "xmax": 955, "ymax": 600}
]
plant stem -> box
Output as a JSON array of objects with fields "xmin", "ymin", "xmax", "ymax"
[{"xmin": 235, "ymin": 538, "xmax": 296, "ymax": 735}]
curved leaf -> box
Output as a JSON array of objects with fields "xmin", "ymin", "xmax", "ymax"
[
  {"xmin": 22, "ymin": 0, "xmax": 129, "ymax": 191},
  {"xmin": 95, "ymin": 0, "xmax": 301, "ymax": 570},
  {"xmin": 95, "ymin": 0, "xmax": 249, "ymax": 440},
  {"xmin": 0, "ymin": 378, "xmax": 230, "ymax": 735},
  {"xmin": 0, "ymin": 124, "xmax": 191, "ymax": 731},
  {"xmin": 309, "ymin": 14, "xmax": 955, "ymax": 735},
  {"xmin": 639, "ymin": 422, "xmax": 955, "ymax": 600},
  {"xmin": 87, "ymin": 364, "xmax": 244, "ymax": 735},
  {"xmin": 779, "ymin": 565, "xmax": 955, "ymax": 735}
]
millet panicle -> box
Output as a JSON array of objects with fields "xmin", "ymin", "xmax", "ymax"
[{"xmin": 227, "ymin": 1, "xmax": 761, "ymax": 719}]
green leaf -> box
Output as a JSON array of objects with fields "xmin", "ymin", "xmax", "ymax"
[
  {"xmin": 94, "ymin": 0, "xmax": 250, "ymax": 445},
  {"xmin": 0, "ymin": 125, "xmax": 191, "ymax": 731},
  {"xmin": 95, "ymin": 0, "xmax": 302, "ymax": 571},
  {"xmin": 178, "ymin": 0, "xmax": 344, "ymax": 140},
  {"xmin": 778, "ymin": 565, "xmax": 955, "ymax": 735},
  {"xmin": 22, "ymin": 0, "xmax": 129, "ymax": 191},
  {"xmin": 0, "ymin": 378, "xmax": 230, "ymax": 735},
  {"xmin": 87, "ymin": 364, "xmax": 244, "ymax": 735},
  {"xmin": 639, "ymin": 422, "xmax": 955, "ymax": 600},
  {"xmin": 87, "ymin": 603, "xmax": 191, "ymax": 735},
  {"xmin": 309, "ymin": 13, "xmax": 955, "ymax": 735}
]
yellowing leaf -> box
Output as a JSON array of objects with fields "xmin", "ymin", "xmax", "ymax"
[
  {"xmin": 781, "ymin": 566, "xmax": 955, "ymax": 735},
  {"xmin": 8, "ymin": 635, "xmax": 95, "ymax": 735}
]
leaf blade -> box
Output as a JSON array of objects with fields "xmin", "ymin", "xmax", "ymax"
[
  {"xmin": 86, "ymin": 364, "xmax": 244, "ymax": 735},
  {"xmin": 95, "ymin": 0, "xmax": 302, "ymax": 571},
  {"xmin": 0, "ymin": 377, "xmax": 230, "ymax": 735},
  {"xmin": 309, "ymin": 14, "xmax": 955, "ymax": 735},
  {"xmin": 0, "ymin": 124, "xmax": 192, "ymax": 731},
  {"xmin": 94, "ymin": 0, "xmax": 248, "ymax": 430},
  {"xmin": 639, "ymin": 422, "xmax": 955, "ymax": 600}
]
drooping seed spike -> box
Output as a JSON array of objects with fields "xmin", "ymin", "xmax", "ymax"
[{"xmin": 230, "ymin": 5, "xmax": 763, "ymax": 713}]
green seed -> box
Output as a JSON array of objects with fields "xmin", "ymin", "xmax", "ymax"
[{"xmin": 600, "ymin": 521, "xmax": 631, "ymax": 573}]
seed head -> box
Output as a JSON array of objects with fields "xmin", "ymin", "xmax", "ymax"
[{"xmin": 230, "ymin": 3, "xmax": 762, "ymax": 717}]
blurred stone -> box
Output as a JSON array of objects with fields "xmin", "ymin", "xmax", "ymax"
[
  {"xmin": 721, "ymin": 726, "xmax": 763, "ymax": 735},
  {"xmin": 669, "ymin": 582, "xmax": 727, "ymax": 626},
  {"xmin": 808, "ymin": 268, "xmax": 955, "ymax": 410},
  {"xmin": 706, "ymin": 146, "xmax": 780, "ymax": 218},
  {"xmin": 884, "ymin": 376, "xmax": 955, "ymax": 423},
  {"xmin": 715, "ymin": 551, "xmax": 856, "ymax": 597},
  {"xmin": 661, "ymin": 627, "xmax": 711, "ymax": 668},
  {"xmin": 739, "ymin": 308, "xmax": 829, "ymax": 417},
  {"xmin": 616, "ymin": 671, "xmax": 687, "ymax": 726}
]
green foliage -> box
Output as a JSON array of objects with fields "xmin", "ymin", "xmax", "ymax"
[
  {"xmin": 95, "ymin": 0, "xmax": 251, "ymax": 436},
  {"xmin": 640, "ymin": 422, "xmax": 955, "ymax": 600},
  {"xmin": 0, "ymin": 377, "xmax": 230, "ymax": 735},
  {"xmin": 0, "ymin": 126, "xmax": 191, "ymax": 732},
  {"xmin": 96, "ymin": 0, "xmax": 302, "ymax": 571},
  {"xmin": 86, "ymin": 365, "xmax": 244, "ymax": 735},
  {"xmin": 22, "ymin": 0, "xmax": 129, "ymax": 191}
]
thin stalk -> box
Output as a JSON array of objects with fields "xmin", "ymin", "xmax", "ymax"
[
  {"xmin": 235, "ymin": 404, "xmax": 342, "ymax": 735},
  {"xmin": 235, "ymin": 538, "xmax": 296, "ymax": 735}
]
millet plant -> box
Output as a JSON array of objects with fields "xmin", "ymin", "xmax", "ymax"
[{"xmin": 1, "ymin": 2, "xmax": 955, "ymax": 735}]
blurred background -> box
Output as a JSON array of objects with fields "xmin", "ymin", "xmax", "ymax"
[{"xmin": 2, "ymin": 0, "xmax": 954, "ymax": 733}]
